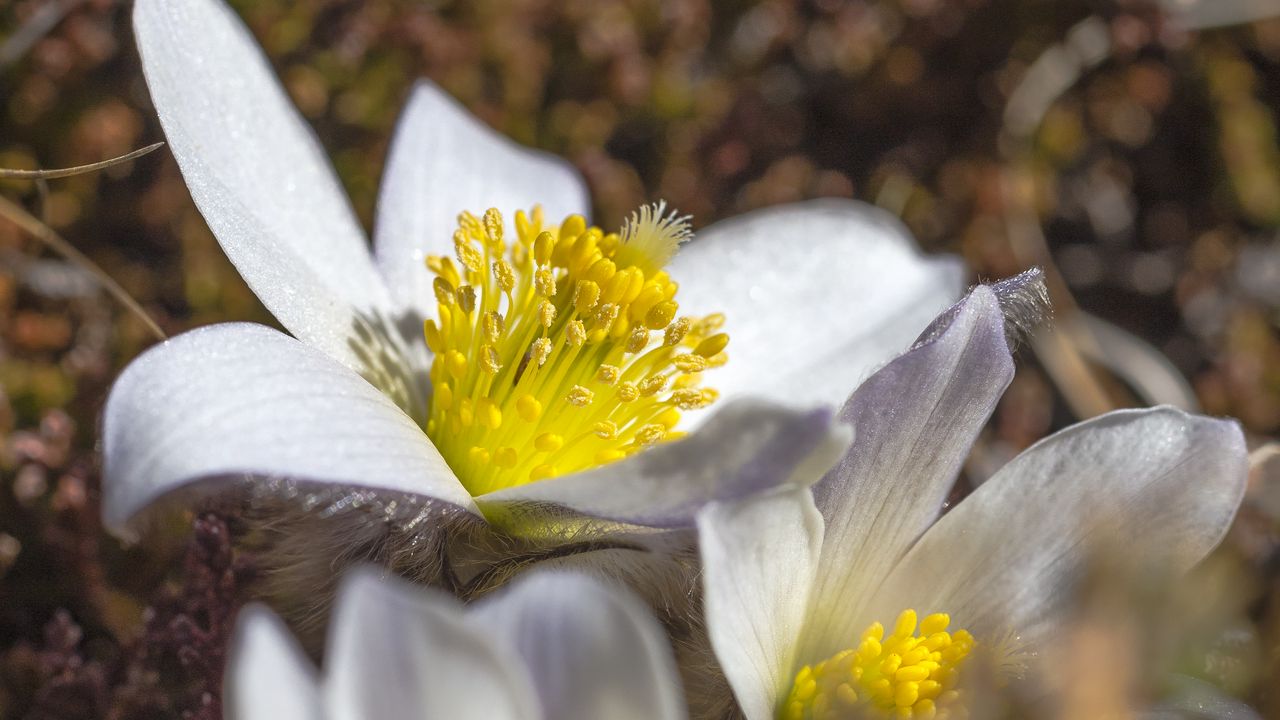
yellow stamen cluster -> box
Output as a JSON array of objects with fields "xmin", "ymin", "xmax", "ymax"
[
  {"xmin": 783, "ymin": 610, "xmax": 974, "ymax": 720},
  {"xmin": 423, "ymin": 204, "xmax": 728, "ymax": 495}
]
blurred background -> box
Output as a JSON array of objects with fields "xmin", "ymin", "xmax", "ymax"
[{"xmin": 1, "ymin": 0, "xmax": 1278, "ymax": 717}]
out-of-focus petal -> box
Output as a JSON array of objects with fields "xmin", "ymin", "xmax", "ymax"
[
  {"xmin": 224, "ymin": 605, "xmax": 322, "ymax": 720},
  {"xmin": 668, "ymin": 199, "xmax": 964, "ymax": 413},
  {"xmin": 103, "ymin": 323, "xmax": 476, "ymax": 538},
  {"xmin": 374, "ymin": 80, "xmax": 590, "ymax": 319},
  {"xmin": 469, "ymin": 571, "xmax": 686, "ymax": 720},
  {"xmin": 325, "ymin": 568, "xmax": 540, "ymax": 720},
  {"xmin": 1160, "ymin": 0, "xmax": 1280, "ymax": 29},
  {"xmin": 476, "ymin": 400, "xmax": 849, "ymax": 534},
  {"xmin": 134, "ymin": 0, "xmax": 393, "ymax": 369},
  {"xmin": 698, "ymin": 488, "xmax": 826, "ymax": 720},
  {"xmin": 799, "ymin": 286, "xmax": 1014, "ymax": 661},
  {"xmin": 865, "ymin": 407, "xmax": 1248, "ymax": 656}
]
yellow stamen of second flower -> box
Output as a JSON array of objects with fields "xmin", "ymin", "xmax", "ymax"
[
  {"xmin": 423, "ymin": 203, "xmax": 728, "ymax": 495},
  {"xmin": 783, "ymin": 610, "xmax": 974, "ymax": 720}
]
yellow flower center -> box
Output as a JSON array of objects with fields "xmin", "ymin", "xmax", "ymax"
[
  {"xmin": 423, "ymin": 203, "xmax": 728, "ymax": 495},
  {"xmin": 783, "ymin": 610, "xmax": 974, "ymax": 720}
]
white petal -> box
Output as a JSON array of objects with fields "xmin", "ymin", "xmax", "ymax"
[
  {"xmin": 668, "ymin": 199, "xmax": 964, "ymax": 411},
  {"xmin": 102, "ymin": 323, "xmax": 475, "ymax": 537},
  {"xmin": 475, "ymin": 399, "xmax": 850, "ymax": 533},
  {"xmin": 866, "ymin": 407, "xmax": 1248, "ymax": 653},
  {"xmin": 374, "ymin": 80, "xmax": 590, "ymax": 318},
  {"xmin": 325, "ymin": 568, "xmax": 540, "ymax": 720},
  {"xmin": 224, "ymin": 605, "xmax": 322, "ymax": 720},
  {"xmin": 800, "ymin": 286, "xmax": 1013, "ymax": 660},
  {"xmin": 134, "ymin": 0, "xmax": 393, "ymax": 369},
  {"xmin": 469, "ymin": 571, "xmax": 686, "ymax": 720},
  {"xmin": 698, "ymin": 488, "xmax": 825, "ymax": 720}
]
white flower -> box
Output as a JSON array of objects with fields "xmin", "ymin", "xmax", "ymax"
[
  {"xmin": 104, "ymin": 0, "xmax": 964, "ymax": 550},
  {"xmin": 697, "ymin": 282, "xmax": 1248, "ymax": 720},
  {"xmin": 227, "ymin": 567, "xmax": 686, "ymax": 720}
]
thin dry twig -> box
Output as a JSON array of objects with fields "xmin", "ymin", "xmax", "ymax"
[
  {"xmin": 0, "ymin": 195, "xmax": 165, "ymax": 341},
  {"xmin": 0, "ymin": 142, "xmax": 165, "ymax": 180}
]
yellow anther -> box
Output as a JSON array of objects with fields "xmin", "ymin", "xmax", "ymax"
[
  {"xmin": 596, "ymin": 364, "xmax": 620, "ymax": 385},
  {"xmin": 531, "ymin": 338, "xmax": 553, "ymax": 367},
  {"xmin": 477, "ymin": 399, "xmax": 502, "ymax": 430},
  {"xmin": 433, "ymin": 276, "xmax": 456, "ymax": 305},
  {"xmin": 594, "ymin": 303, "xmax": 619, "ymax": 331},
  {"xmin": 454, "ymin": 232, "xmax": 484, "ymax": 272},
  {"xmin": 664, "ymin": 317, "xmax": 691, "ymax": 346},
  {"xmin": 482, "ymin": 311, "xmax": 504, "ymax": 342},
  {"xmin": 538, "ymin": 301, "xmax": 557, "ymax": 328},
  {"xmin": 494, "ymin": 447, "xmax": 518, "ymax": 468},
  {"xmin": 674, "ymin": 354, "xmax": 707, "ymax": 372},
  {"xmin": 587, "ymin": 257, "xmax": 617, "ymax": 285},
  {"xmin": 535, "ymin": 267, "xmax": 557, "ymax": 297},
  {"xmin": 423, "ymin": 204, "xmax": 724, "ymax": 496},
  {"xmin": 595, "ymin": 449, "xmax": 626, "ymax": 464},
  {"xmin": 567, "ymin": 320, "xmax": 586, "ymax": 347},
  {"xmin": 566, "ymin": 385, "xmax": 594, "ymax": 407},
  {"xmin": 638, "ymin": 374, "xmax": 668, "ymax": 397},
  {"xmin": 692, "ymin": 312, "xmax": 725, "ymax": 337},
  {"xmin": 435, "ymin": 382, "xmax": 453, "ymax": 411},
  {"xmin": 424, "ymin": 319, "xmax": 444, "ymax": 353},
  {"xmin": 784, "ymin": 610, "xmax": 973, "ymax": 720},
  {"xmin": 574, "ymin": 281, "xmax": 601, "ymax": 314},
  {"xmin": 493, "ymin": 259, "xmax": 515, "ymax": 292},
  {"xmin": 694, "ymin": 332, "xmax": 730, "ymax": 357},
  {"xmin": 483, "ymin": 208, "xmax": 504, "ymax": 245},
  {"xmin": 645, "ymin": 300, "xmax": 679, "ymax": 330},
  {"xmin": 626, "ymin": 327, "xmax": 649, "ymax": 353},
  {"xmin": 636, "ymin": 423, "xmax": 666, "ymax": 446},
  {"xmin": 517, "ymin": 395, "xmax": 543, "ymax": 422},
  {"xmin": 534, "ymin": 231, "xmax": 556, "ymax": 265},
  {"xmin": 456, "ymin": 285, "xmax": 477, "ymax": 313},
  {"xmin": 446, "ymin": 350, "xmax": 468, "ymax": 379},
  {"xmin": 534, "ymin": 433, "xmax": 564, "ymax": 452},
  {"xmin": 921, "ymin": 614, "xmax": 950, "ymax": 636},
  {"xmin": 629, "ymin": 284, "xmax": 665, "ymax": 321}
]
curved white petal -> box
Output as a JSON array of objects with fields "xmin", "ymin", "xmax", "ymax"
[
  {"xmin": 698, "ymin": 488, "xmax": 825, "ymax": 720},
  {"xmin": 668, "ymin": 199, "xmax": 964, "ymax": 411},
  {"xmin": 469, "ymin": 571, "xmax": 686, "ymax": 720},
  {"xmin": 476, "ymin": 399, "xmax": 850, "ymax": 534},
  {"xmin": 102, "ymin": 323, "xmax": 475, "ymax": 537},
  {"xmin": 800, "ymin": 286, "xmax": 1014, "ymax": 661},
  {"xmin": 224, "ymin": 605, "xmax": 322, "ymax": 720},
  {"xmin": 374, "ymin": 80, "xmax": 590, "ymax": 319},
  {"xmin": 866, "ymin": 407, "xmax": 1248, "ymax": 655},
  {"xmin": 134, "ymin": 0, "xmax": 393, "ymax": 369},
  {"xmin": 325, "ymin": 568, "xmax": 540, "ymax": 720}
]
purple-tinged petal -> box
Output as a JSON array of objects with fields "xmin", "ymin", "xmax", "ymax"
[
  {"xmin": 865, "ymin": 407, "xmax": 1248, "ymax": 658},
  {"xmin": 798, "ymin": 284, "xmax": 1015, "ymax": 662},
  {"xmin": 476, "ymin": 399, "xmax": 850, "ymax": 534}
]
